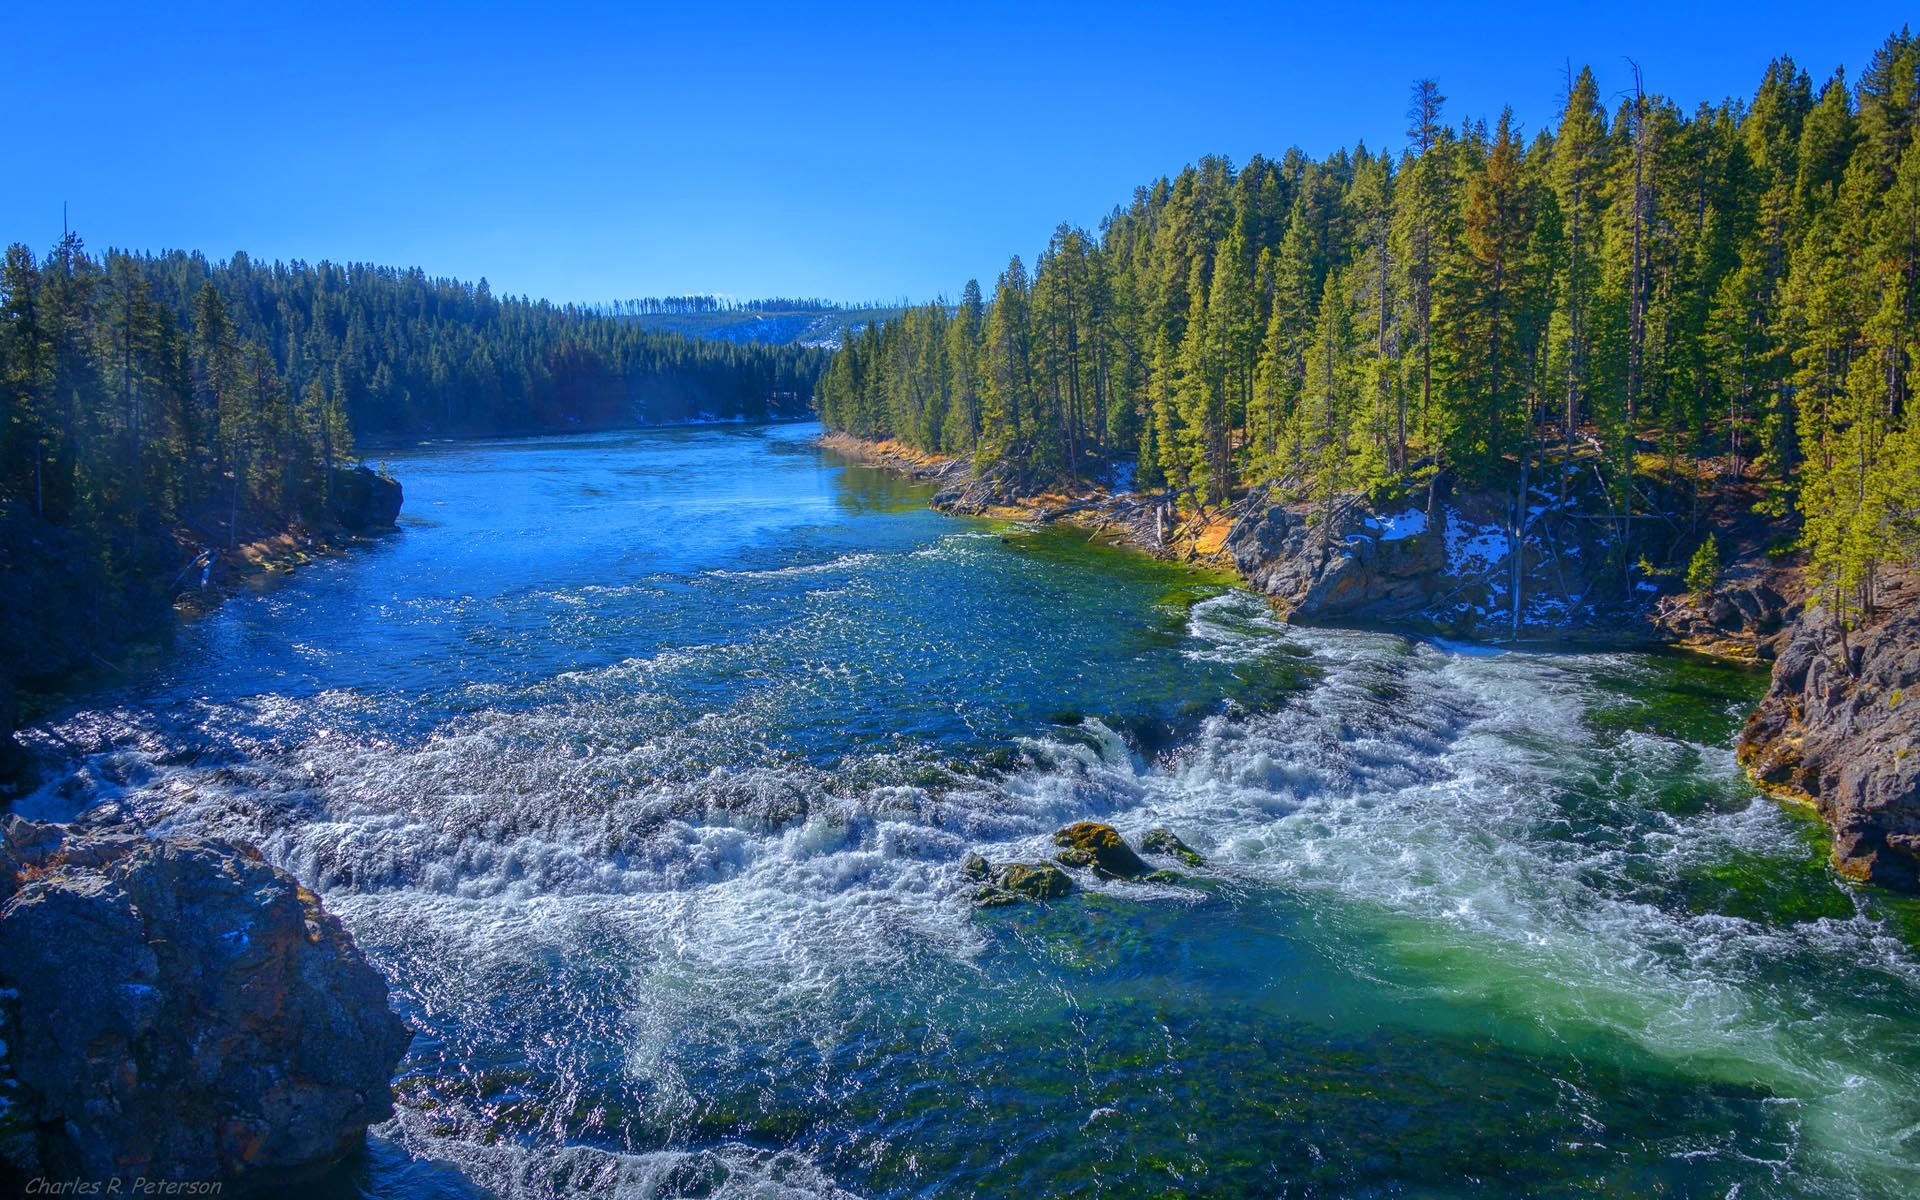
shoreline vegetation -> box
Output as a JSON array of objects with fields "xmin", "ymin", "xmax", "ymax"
[
  {"xmin": 818, "ymin": 430, "xmax": 1243, "ymax": 565},
  {"xmin": 816, "ymin": 37, "xmax": 1920, "ymax": 633}
]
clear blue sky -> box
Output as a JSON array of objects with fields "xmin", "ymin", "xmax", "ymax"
[{"xmin": 5, "ymin": 1, "xmax": 1911, "ymax": 306}]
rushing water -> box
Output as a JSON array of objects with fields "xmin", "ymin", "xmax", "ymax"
[{"xmin": 19, "ymin": 422, "xmax": 1920, "ymax": 1199}]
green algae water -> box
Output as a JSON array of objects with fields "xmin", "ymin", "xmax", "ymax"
[{"xmin": 20, "ymin": 422, "xmax": 1920, "ymax": 1198}]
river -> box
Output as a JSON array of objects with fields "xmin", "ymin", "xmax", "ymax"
[{"xmin": 19, "ymin": 421, "xmax": 1920, "ymax": 1198}]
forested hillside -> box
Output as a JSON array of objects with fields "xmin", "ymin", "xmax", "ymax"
[
  {"xmin": 603, "ymin": 296, "xmax": 923, "ymax": 349},
  {"xmin": 0, "ymin": 237, "xmax": 827, "ymax": 720},
  {"xmin": 818, "ymin": 30, "xmax": 1920, "ymax": 621},
  {"xmin": 124, "ymin": 254, "xmax": 830, "ymax": 434}
]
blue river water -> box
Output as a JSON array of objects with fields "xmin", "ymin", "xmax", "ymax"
[{"xmin": 22, "ymin": 422, "xmax": 1920, "ymax": 1198}]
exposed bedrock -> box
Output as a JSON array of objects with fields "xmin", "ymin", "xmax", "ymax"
[
  {"xmin": 1224, "ymin": 481, "xmax": 1668, "ymax": 636},
  {"xmin": 327, "ymin": 465, "xmax": 404, "ymax": 531},
  {"xmin": 1738, "ymin": 592, "xmax": 1920, "ymax": 890},
  {"xmin": 0, "ymin": 816, "xmax": 410, "ymax": 1189}
]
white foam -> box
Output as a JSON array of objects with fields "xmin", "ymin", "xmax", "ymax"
[{"xmin": 22, "ymin": 590, "xmax": 1920, "ymax": 1196}]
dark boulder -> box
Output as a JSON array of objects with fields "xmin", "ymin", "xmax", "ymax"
[
  {"xmin": 0, "ymin": 816, "xmax": 410, "ymax": 1188},
  {"xmin": 327, "ymin": 466, "xmax": 403, "ymax": 532},
  {"xmin": 1654, "ymin": 578, "xmax": 1797, "ymax": 660},
  {"xmin": 992, "ymin": 863, "xmax": 1073, "ymax": 901},
  {"xmin": 1738, "ymin": 596, "xmax": 1920, "ymax": 889}
]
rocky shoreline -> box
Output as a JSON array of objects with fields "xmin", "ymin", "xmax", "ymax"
[
  {"xmin": 819, "ymin": 432, "xmax": 1918, "ymax": 892},
  {"xmin": 820, "ymin": 433, "xmax": 1798, "ymax": 647},
  {"xmin": 0, "ymin": 466, "xmax": 403, "ymax": 802},
  {"xmin": 1738, "ymin": 578, "xmax": 1920, "ymax": 889}
]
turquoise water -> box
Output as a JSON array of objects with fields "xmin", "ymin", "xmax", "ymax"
[{"xmin": 21, "ymin": 422, "xmax": 1920, "ymax": 1198}]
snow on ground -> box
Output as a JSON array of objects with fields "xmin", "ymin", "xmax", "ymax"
[
  {"xmin": 1363, "ymin": 509, "xmax": 1427, "ymax": 541},
  {"xmin": 1444, "ymin": 509, "xmax": 1510, "ymax": 576}
]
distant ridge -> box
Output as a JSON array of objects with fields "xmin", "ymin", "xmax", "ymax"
[{"xmin": 596, "ymin": 297, "xmax": 932, "ymax": 348}]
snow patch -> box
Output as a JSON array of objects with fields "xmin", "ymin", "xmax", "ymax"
[
  {"xmin": 1364, "ymin": 509, "xmax": 1427, "ymax": 542},
  {"xmin": 1443, "ymin": 510, "xmax": 1509, "ymax": 576}
]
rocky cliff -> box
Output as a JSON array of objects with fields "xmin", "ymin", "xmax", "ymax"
[
  {"xmin": 1738, "ymin": 585, "xmax": 1920, "ymax": 889},
  {"xmin": 0, "ymin": 816, "xmax": 410, "ymax": 1188},
  {"xmin": 1223, "ymin": 480, "xmax": 1658, "ymax": 637}
]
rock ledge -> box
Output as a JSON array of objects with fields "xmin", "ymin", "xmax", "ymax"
[{"xmin": 0, "ymin": 816, "xmax": 410, "ymax": 1188}]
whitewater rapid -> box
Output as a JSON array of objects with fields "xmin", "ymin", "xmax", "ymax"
[{"xmin": 16, "ymin": 427, "xmax": 1920, "ymax": 1197}]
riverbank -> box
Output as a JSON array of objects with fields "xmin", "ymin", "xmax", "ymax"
[
  {"xmin": 817, "ymin": 429, "xmax": 1920, "ymax": 892},
  {"xmin": 818, "ymin": 431, "xmax": 1800, "ymax": 652},
  {"xmin": 818, "ymin": 431, "xmax": 1240, "ymax": 561},
  {"xmin": 1738, "ymin": 571, "xmax": 1920, "ymax": 889},
  {"xmin": 0, "ymin": 466, "xmax": 403, "ymax": 799}
]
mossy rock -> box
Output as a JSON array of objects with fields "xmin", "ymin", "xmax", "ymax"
[
  {"xmin": 971, "ymin": 887, "xmax": 1024, "ymax": 908},
  {"xmin": 1052, "ymin": 821, "xmax": 1150, "ymax": 880},
  {"xmin": 1140, "ymin": 826, "xmax": 1206, "ymax": 867},
  {"xmin": 995, "ymin": 862, "xmax": 1073, "ymax": 900},
  {"xmin": 964, "ymin": 855, "xmax": 1073, "ymax": 906}
]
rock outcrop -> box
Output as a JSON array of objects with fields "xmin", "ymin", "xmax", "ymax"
[
  {"xmin": 1651, "ymin": 576, "xmax": 1799, "ymax": 661},
  {"xmin": 1227, "ymin": 497, "xmax": 1447, "ymax": 622},
  {"xmin": 1223, "ymin": 481, "xmax": 1661, "ymax": 636},
  {"xmin": 326, "ymin": 465, "xmax": 404, "ymax": 532},
  {"xmin": 1738, "ymin": 594, "xmax": 1920, "ymax": 889},
  {"xmin": 0, "ymin": 816, "xmax": 410, "ymax": 1188}
]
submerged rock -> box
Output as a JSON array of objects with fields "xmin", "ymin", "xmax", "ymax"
[
  {"xmin": 0, "ymin": 816, "xmax": 411, "ymax": 1187},
  {"xmin": 1738, "ymin": 595, "xmax": 1920, "ymax": 890},
  {"xmin": 1052, "ymin": 821, "xmax": 1150, "ymax": 880},
  {"xmin": 1139, "ymin": 827, "xmax": 1206, "ymax": 868}
]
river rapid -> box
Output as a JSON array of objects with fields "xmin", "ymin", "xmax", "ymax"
[{"xmin": 18, "ymin": 422, "xmax": 1920, "ymax": 1198}]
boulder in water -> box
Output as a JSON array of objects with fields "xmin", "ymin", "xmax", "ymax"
[
  {"xmin": 0, "ymin": 816, "xmax": 411, "ymax": 1187},
  {"xmin": 1052, "ymin": 821, "xmax": 1150, "ymax": 880},
  {"xmin": 962, "ymin": 853, "xmax": 1073, "ymax": 907},
  {"xmin": 995, "ymin": 862, "xmax": 1073, "ymax": 900},
  {"xmin": 1140, "ymin": 826, "xmax": 1205, "ymax": 867}
]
